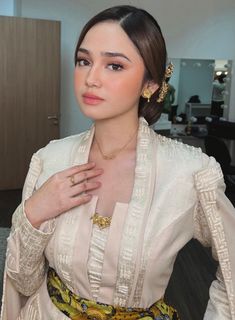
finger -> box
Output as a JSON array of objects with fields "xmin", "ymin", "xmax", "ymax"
[
  {"xmin": 70, "ymin": 181, "xmax": 101, "ymax": 197},
  {"xmin": 70, "ymin": 193, "xmax": 92, "ymax": 208},
  {"xmin": 68, "ymin": 162, "xmax": 96, "ymax": 176},
  {"xmin": 71, "ymin": 168, "xmax": 103, "ymax": 185},
  {"xmin": 60, "ymin": 162, "xmax": 97, "ymax": 179}
]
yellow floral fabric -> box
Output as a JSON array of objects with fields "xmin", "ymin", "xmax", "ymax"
[{"xmin": 47, "ymin": 268, "xmax": 179, "ymax": 320}]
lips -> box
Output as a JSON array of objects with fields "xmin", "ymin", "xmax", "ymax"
[{"xmin": 82, "ymin": 93, "xmax": 104, "ymax": 105}]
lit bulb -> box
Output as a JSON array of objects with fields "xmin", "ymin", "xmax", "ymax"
[
  {"xmin": 190, "ymin": 116, "xmax": 197, "ymax": 123},
  {"xmin": 176, "ymin": 116, "xmax": 183, "ymax": 122},
  {"xmin": 193, "ymin": 62, "xmax": 202, "ymax": 67}
]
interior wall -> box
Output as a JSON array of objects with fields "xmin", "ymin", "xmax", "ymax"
[
  {"xmin": 7, "ymin": 0, "xmax": 235, "ymax": 135},
  {"xmin": 0, "ymin": 0, "xmax": 14, "ymax": 15}
]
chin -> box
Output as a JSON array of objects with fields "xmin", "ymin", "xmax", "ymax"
[{"xmin": 79, "ymin": 108, "xmax": 108, "ymax": 121}]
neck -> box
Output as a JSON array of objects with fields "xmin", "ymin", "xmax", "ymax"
[{"xmin": 93, "ymin": 115, "xmax": 139, "ymax": 156}]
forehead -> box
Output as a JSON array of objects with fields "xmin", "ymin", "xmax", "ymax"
[{"xmin": 80, "ymin": 21, "xmax": 142, "ymax": 60}]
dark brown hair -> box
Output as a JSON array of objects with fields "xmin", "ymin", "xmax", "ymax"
[{"xmin": 74, "ymin": 5, "xmax": 167, "ymax": 125}]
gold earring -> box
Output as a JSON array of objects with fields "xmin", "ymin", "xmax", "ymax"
[{"xmin": 142, "ymin": 87, "xmax": 152, "ymax": 103}]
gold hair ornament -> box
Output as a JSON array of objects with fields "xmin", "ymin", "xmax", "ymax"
[
  {"xmin": 142, "ymin": 87, "xmax": 153, "ymax": 103},
  {"xmin": 157, "ymin": 62, "xmax": 174, "ymax": 103}
]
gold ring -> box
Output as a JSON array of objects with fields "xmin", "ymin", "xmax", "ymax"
[{"xmin": 70, "ymin": 175, "xmax": 75, "ymax": 186}]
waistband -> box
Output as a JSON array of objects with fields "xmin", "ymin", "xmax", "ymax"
[{"xmin": 47, "ymin": 267, "xmax": 179, "ymax": 320}]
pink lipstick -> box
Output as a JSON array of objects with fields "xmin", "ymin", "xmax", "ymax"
[{"xmin": 82, "ymin": 93, "xmax": 104, "ymax": 105}]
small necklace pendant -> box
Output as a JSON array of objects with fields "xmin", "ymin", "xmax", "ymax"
[{"xmin": 91, "ymin": 213, "xmax": 112, "ymax": 229}]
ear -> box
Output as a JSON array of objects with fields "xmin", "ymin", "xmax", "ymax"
[{"xmin": 142, "ymin": 81, "xmax": 159, "ymax": 95}]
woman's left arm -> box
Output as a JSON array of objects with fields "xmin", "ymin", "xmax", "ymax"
[{"xmin": 194, "ymin": 158, "xmax": 235, "ymax": 320}]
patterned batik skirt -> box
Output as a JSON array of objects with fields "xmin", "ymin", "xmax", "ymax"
[{"xmin": 47, "ymin": 268, "xmax": 179, "ymax": 320}]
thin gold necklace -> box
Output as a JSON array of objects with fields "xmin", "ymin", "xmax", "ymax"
[{"xmin": 94, "ymin": 128, "xmax": 138, "ymax": 160}]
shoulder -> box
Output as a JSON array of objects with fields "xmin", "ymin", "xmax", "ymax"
[
  {"xmin": 141, "ymin": 124, "xmax": 215, "ymax": 173},
  {"xmin": 26, "ymin": 130, "xmax": 91, "ymax": 184},
  {"xmin": 152, "ymin": 131, "xmax": 217, "ymax": 172},
  {"xmin": 152, "ymin": 132, "xmax": 224, "ymax": 187},
  {"xmin": 153, "ymin": 133, "xmax": 203, "ymax": 159},
  {"xmin": 36, "ymin": 130, "xmax": 89, "ymax": 160},
  {"xmin": 29, "ymin": 130, "xmax": 90, "ymax": 173}
]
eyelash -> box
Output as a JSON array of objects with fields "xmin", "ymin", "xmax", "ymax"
[
  {"xmin": 76, "ymin": 58, "xmax": 124, "ymax": 72},
  {"xmin": 108, "ymin": 63, "xmax": 123, "ymax": 71},
  {"xmin": 76, "ymin": 58, "xmax": 89, "ymax": 67}
]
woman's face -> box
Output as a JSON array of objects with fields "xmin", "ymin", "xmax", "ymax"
[{"xmin": 74, "ymin": 21, "xmax": 147, "ymax": 122}]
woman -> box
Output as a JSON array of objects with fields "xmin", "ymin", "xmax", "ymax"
[
  {"xmin": 1, "ymin": 5, "xmax": 235, "ymax": 320},
  {"xmin": 211, "ymin": 74, "xmax": 226, "ymax": 118}
]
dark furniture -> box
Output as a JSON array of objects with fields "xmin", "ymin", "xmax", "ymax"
[
  {"xmin": 207, "ymin": 120, "xmax": 235, "ymax": 139},
  {"xmin": 205, "ymin": 120, "xmax": 235, "ymax": 197}
]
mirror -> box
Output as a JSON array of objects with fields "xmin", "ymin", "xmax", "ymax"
[{"xmin": 166, "ymin": 58, "xmax": 233, "ymax": 123}]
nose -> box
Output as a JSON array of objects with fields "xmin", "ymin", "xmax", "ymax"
[{"xmin": 86, "ymin": 65, "xmax": 102, "ymax": 88}]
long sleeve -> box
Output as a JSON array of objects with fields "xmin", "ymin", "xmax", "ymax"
[
  {"xmin": 5, "ymin": 152, "xmax": 55, "ymax": 296},
  {"xmin": 6, "ymin": 203, "xmax": 55, "ymax": 296},
  {"xmin": 194, "ymin": 157, "xmax": 235, "ymax": 319}
]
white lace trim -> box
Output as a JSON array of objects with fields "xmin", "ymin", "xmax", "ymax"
[
  {"xmin": 87, "ymin": 225, "xmax": 109, "ymax": 300},
  {"xmin": 194, "ymin": 163, "xmax": 235, "ymax": 318}
]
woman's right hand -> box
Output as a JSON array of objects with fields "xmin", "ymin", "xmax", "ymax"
[{"xmin": 24, "ymin": 162, "xmax": 103, "ymax": 228}]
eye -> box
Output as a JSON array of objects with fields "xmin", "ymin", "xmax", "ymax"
[
  {"xmin": 76, "ymin": 58, "xmax": 90, "ymax": 67},
  {"xmin": 107, "ymin": 63, "xmax": 123, "ymax": 71}
]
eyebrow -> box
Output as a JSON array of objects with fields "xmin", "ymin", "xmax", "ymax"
[{"xmin": 77, "ymin": 48, "xmax": 131, "ymax": 62}]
